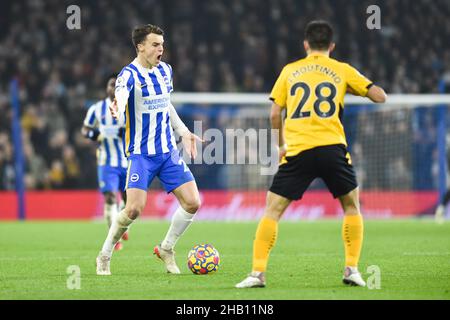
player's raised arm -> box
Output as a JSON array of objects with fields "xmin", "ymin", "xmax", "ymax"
[{"xmin": 345, "ymin": 64, "xmax": 387, "ymax": 104}]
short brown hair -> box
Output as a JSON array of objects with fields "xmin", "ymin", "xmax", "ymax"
[
  {"xmin": 305, "ymin": 20, "xmax": 333, "ymax": 50},
  {"xmin": 132, "ymin": 24, "xmax": 164, "ymax": 50}
]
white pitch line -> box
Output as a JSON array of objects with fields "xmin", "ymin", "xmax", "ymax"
[
  {"xmin": 0, "ymin": 255, "xmax": 153, "ymax": 261},
  {"xmin": 402, "ymin": 252, "xmax": 450, "ymax": 256}
]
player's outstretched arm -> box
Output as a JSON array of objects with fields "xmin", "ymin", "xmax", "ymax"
[
  {"xmin": 168, "ymin": 103, "xmax": 204, "ymax": 159},
  {"xmin": 169, "ymin": 103, "xmax": 189, "ymax": 136},
  {"xmin": 181, "ymin": 131, "xmax": 204, "ymax": 160},
  {"xmin": 366, "ymin": 85, "xmax": 387, "ymax": 103},
  {"xmin": 345, "ymin": 64, "xmax": 387, "ymax": 103}
]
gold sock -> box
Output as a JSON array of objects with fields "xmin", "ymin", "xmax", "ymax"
[
  {"xmin": 342, "ymin": 214, "xmax": 364, "ymax": 267},
  {"xmin": 252, "ymin": 217, "xmax": 278, "ymax": 272}
]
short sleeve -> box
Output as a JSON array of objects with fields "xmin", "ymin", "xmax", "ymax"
[
  {"xmin": 83, "ymin": 104, "xmax": 98, "ymax": 128},
  {"xmin": 269, "ymin": 67, "xmax": 288, "ymax": 108},
  {"xmin": 167, "ymin": 63, "xmax": 174, "ymax": 93},
  {"xmin": 116, "ymin": 68, "xmax": 134, "ymax": 94},
  {"xmin": 345, "ymin": 64, "xmax": 373, "ymax": 97}
]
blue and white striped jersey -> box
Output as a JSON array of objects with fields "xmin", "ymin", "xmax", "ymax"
[
  {"xmin": 83, "ymin": 97, "xmax": 128, "ymax": 168},
  {"xmin": 115, "ymin": 59, "xmax": 177, "ymax": 156}
]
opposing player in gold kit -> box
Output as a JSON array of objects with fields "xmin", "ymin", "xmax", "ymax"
[{"xmin": 236, "ymin": 20, "xmax": 387, "ymax": 288}]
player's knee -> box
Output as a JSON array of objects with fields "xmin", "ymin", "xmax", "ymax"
[
  {"xmin": 264, "ymin": 193, "xmax": 290, "ymax": 221},
  {"xmin": 182, "ymin": 197, "xmax": 201, "ymax": 214},
  {"xmin": 125, "ymin": 204, "xmax": 144, "ymax": 219},
  {"xmin": 264, "ymin": 210, "xmax": 282, "ymax": 221},
  {"xmin": 126, "ymin": 208, "xmax": 141, "ymax": 220},
  {"xmin": 342, "ymin": 199, "xmax": 360, "ymax": 215},
  {"xmin": 266, "ymin": 200, "xmax": 288, "ymax": 220},
  {"xmin": 339, "ymin": 188, "xmax": 360, "ymax": 215},
  {"xmin": 344, "ymin": 206, "xmax": 360, "ymax": 216}
]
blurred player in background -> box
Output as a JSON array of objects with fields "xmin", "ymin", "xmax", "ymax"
[
  {"xmin": 435, "ymin": 190, "xmax": 449, "ymax": 224},
  {"xmin": 96, "ymin": 24, "xmax": 203, "ymax": 275},
  {"xmin": 82, "ymin": 75, "xmax": 129, "ymax": 251},
  {"xmin": 236, "ymin": 20, "xmax": 387, "ymax": 288},
  {"xmin": 434, "ymin": 133, "xmax": 450, "ymax": 224}
]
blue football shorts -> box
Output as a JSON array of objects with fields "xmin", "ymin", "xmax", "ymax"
[
  {"xmin": 97, "ymin": 165, "xmax": 127, "ymax": 193},
  {"xmin": 126, "ymin": 150, "xmax": 195, "ymax": 193}
]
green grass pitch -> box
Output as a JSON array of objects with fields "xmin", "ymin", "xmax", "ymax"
[{"xmin": 0, "ymin": 219, "xmax": 449, "ymax": 300}]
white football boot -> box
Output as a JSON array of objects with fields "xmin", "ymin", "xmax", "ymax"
[
  {"xmin": 342, "ymin": 266, "xmax": 366, "ymax": 287},
  {"xmin": 96, "ymin": 253, "xmax": 111, "ymax": 276},
  {"xmin": 435, "ymin": 205, "xmax": 445, "ymax": 225},
  {"xmin": 235, "ymin": 272, "xmax": 266, "ymax": 288},
  {"xmin": 153, "ymin": 245, "xmax": 181, "ymax": 274}
]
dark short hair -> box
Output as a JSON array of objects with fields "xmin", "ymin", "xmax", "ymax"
[
  {"xmin": 105, "ymin": 73, "xmax": 117, "ymax": 85},
  {"xmin": 305, "ymin": 20, "xmax": 333, "ymax": 50},
  {"xmin": 132, "ymin": 24, "xmax": 164, "ymax": 50}
]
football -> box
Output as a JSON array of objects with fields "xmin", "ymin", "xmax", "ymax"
[{"xmin": 187, "ymin": 244, "xmax": 220, "ymax": 275}]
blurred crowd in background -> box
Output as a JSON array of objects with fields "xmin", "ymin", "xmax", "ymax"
[{"xmin": 0, "ymin": 0, "xmax": 449, "ymax": 190}]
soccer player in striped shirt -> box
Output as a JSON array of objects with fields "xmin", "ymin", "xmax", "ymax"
[
  {"xmin": 82, "ymin": 75, "xmax": 129, "ymax": 251},
  {"xmin": 96, "ymin": 24, "xmax": 203, "ymax": 275}
]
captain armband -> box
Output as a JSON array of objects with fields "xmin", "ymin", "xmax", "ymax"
[{"xmin": 84, "ymin": 128, "xmax": 100, "ymax": 141}]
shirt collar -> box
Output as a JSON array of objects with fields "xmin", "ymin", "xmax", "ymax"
[
  {"xmin": 132, "ymin": 58, "xmax": 157, "ymax": 72},
  {"xmin": 306, "ymin": 52, "xmax": 330, "ymax": 59}
]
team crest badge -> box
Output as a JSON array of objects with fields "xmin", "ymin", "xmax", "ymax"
[
  {"xmin": 163, "ymin": 75, "xmax": 170, "ymax": 86},
  {"xmin": 130, "ymin": 173, "xmax": 139, "ymax": 182}
]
